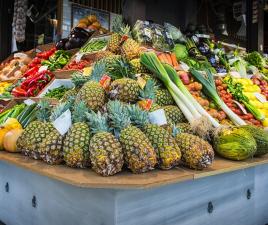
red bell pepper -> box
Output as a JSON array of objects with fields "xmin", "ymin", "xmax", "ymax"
[
  {"xmin": 12, "ymin": 87, "xmax": 27, "ymax": 97},
  {"xmin": 36, "ymin": 47, "xmax": 56, "ymax": 59},
  {"xmin": 24, "ymin": 66, "xmax": 39, "ymax": 78}
]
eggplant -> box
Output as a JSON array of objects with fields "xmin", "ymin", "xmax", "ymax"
[
  {"xmin": 198, "ymin": 42, "xmax": 210, "ymax": 55},
  {"xmin": 56, "ymin": 38, "xmax": 68, "ymax": 50},
  {"xmin": 71, "ymin": 27, "xmax": 90, "ymax": 39},
  {"xmin": 215, "ymin": 65, "xmax": 227, "ymax": 73},
  {"xmin": 208, "ymin": 55, "xmax": 217, "ymax": 67},
  {"xmin": 65, "ymin": 41, "xmax": 73, "ymax": 50}
]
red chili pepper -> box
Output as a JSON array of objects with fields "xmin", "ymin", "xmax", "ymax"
[
  {"xmin": 26, "ymin": 86, "xmax": 40, "ymax": 97},
  {"xmin": 12, "ymin": 87, "xmax": 27, "ymax": 97},
  {"xmin": 31, "ymin": 57, "xmax": 42, "ymax": 65},
  {"xmin": 24, "ymin": 66, "xmax": 39, "ymax": 78},
  {"xmin": 36, "ymin": 48, "xmax": 56, "ymax": 59}
]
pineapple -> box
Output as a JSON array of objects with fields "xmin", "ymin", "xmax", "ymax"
[
  {"xmin": 17, "ymin": 101, "xmax": 55, "ymax": 159},
  {"xmin": 121, "ymin": 38, "xmax": 140, "ymax": 60},
  {"xmin": 75, "ymin": 62, "xmax": 106, "ymax": 111},
  {"xmin": 176, "ymin": 123, "xmax": 194, "ymax": 134},
  {"xmin": 38, "ymin": 102, "xmax": 71, "ymax": 165},
  {"xmin": 127, "ymin": 104, "xmax": 181, "ymax": 170},
  {"xmin": 130, "ymin": 58, "xmax": 149, "ymax": 74},
  {"xmin": 107, "ymin": 22, "xmax": 131, "ymax": 53},
  {"xmin": 107, "ymin": 33, "xmax": 121, "ymax": 53},
  {"xmin": 163, "ymin": 105, "xmax": 186, "ymax": 124},
  {"xmin": 87, "ymin": 111, "xmax": 124, "ymax": 176},
  {"xmin": 175, "ymin": 133, "xmax": 214, "ymax": 170},
  {"xmin": 63, "ymin": 102, "xmax": 91, "ymax": 168},
  {"xmin": 108, "ymin": 101, "xmax": 157, "ymax": 173},
  {"xmin": 155, "ymin": 89, "xmax": 175, "ymax": 106},
  {"xmin": 60, "ymin": 88, "xmax": 78, "ymax": 103},
  {"xmin": 109, "ymin": 78, "xmax": 140, "ymax": 103}
]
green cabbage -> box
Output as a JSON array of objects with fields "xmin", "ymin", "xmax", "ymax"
[{"xmin": 173, "ymin": 44, "xmax": 188, "ymax": 60}]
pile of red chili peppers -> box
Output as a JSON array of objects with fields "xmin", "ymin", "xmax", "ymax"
[{"xmin": 11, "ymin": 48, "xmax": 56, "ymax": 97}]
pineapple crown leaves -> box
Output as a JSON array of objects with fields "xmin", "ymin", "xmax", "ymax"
[
  {"xmin": 107, "ymin": 100, "xmax": 131, "ymax": 132},
  {"xmin": 50, "ymin": 101, "xmax": 73, "ymax": 121},
  {"xmin": 139, "ymin": 79, "xmax": 158, "ymax": 100},
  {"xmin": 107, "ymin": 57, "xmax": 136, "ymax": 80},
  {"xmin": 36, "ymin": 100, "xmax": 51, "ymax": 122},
  {"xmin": 72, "ymin": 101, "xmax": 89, "ymax": 123},
  {"xmin": 71, "ymin": 71, "xmax": 90, "ymax": 88},
  {"xmin": 126, "ymin": 104, "xmax": 150, "ymax": 128},
  {"xmin": 86, "ymin": 111, "xmax": 111, "ymax": 134},
  {"xmin": 90, "ymin": 61, "xmax": 107, "ymax": 82},
  {"xmin": 111, "ymin": 15, "xmax": 125, "ymax": 33}
]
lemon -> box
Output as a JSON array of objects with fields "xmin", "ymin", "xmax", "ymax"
[
  {"xmin": 264, "ymin": 102, "xmax": 268, "ymax": 110},
  {"xmin": 262, "ymin": 118, "xmax": 268, "ymax": 127}
]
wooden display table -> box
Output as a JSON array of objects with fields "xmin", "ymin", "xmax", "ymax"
[{"xmin": 0, "ymin": 152, "xmax": 268, "ymax": 225}]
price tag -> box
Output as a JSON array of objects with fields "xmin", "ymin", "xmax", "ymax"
[
  {"xmin": 196, "ymin": 34, "xmax": 210, "ymax": 39},
  {"xmin": 149, "ymin": 109, "xmax": 167, "ymax": 126},
  {"xmin": 254, "ymin": 92, "xmax": 267, "ymax": 103},
  {"xmin": 24, "ymin": 99, "xmax": 36, "ymax": 106},
  {"xmin": 75, "ymin": 52, "xmax": 84, "ymax": 63},
  {"xmin": 38, "ymin": 65, "xmax": 48, "ymax": 73},
  {"xmin": 52, "ymin": 109, "xmax": 72, "ymax": 135}
]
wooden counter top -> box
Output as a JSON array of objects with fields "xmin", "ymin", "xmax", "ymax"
[{"xmin": 0, "ymin": 151, "xmax": 268, "ymax": 189}]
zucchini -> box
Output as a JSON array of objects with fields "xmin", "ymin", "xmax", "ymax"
[
  {"xmin": 23, "ymin": 111, "xmax": 37, "ymax": 128},
  {"xmin": 21, "ymin": 107, "xmax": 38, "ymax": 128},
  {"xmin": 17, "ymin": 103, "xmax": 37, "ymax": 124}
]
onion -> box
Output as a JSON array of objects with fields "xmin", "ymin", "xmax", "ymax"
[{"xmin": 3, "ymin": 128, "xmax": 23, "ymax": 152}]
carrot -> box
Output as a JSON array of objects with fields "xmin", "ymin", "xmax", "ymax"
[
  {"xmin": 158, "ymin": 53, "xmax": 168, "ymax": 64},
  {"xmin": 171, "ymin": 53, "xmax": 179, "ymax": 67},
  {"xmin": 165, "ymin": 53, "xmax": 173, "ymax": 65}
]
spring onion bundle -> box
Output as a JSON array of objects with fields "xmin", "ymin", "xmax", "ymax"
[
  {"xmin": 140, "ymin": 51, "xmax": 220, "ymax": 130},
  {"xmin": 190, "ymin": 68, "xmax": 247, "ymax": 126}
]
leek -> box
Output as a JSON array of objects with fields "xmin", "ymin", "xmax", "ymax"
[
  {"xmin": 140, "ymin": 52, "xmax": 201, "ymax": 120},
  {"xmin": 163, "ymin": 63, "xmax": 220, "ymax": 127},
  {"xmin": 190, "ymin": 68, "xmax": 247, "ymax": 126}
]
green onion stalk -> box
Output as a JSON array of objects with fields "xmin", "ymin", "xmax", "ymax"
[
  {"xmin": 140, "ymin": 52, "xmax": 202, "ymax": 123},
  {"xmin": 190, "ymin": 69, "xmax": 247, "ymax": 126}
]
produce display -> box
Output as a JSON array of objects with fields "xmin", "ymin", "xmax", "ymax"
[{"xmin": 1, "ymin": 18, "xmax": 268, "ymax": 178}]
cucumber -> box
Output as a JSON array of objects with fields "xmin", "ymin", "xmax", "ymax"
[
  {"xmin": 17, "ymin": 103, "xmax": 37, "ymax": 124},
  {"xmin": 23, "ymin": 111, "xmax": 37, "ymax": 128},
  {"xmin": 21, "ymin": 107, "xmax": 37, "ymax": 128}
]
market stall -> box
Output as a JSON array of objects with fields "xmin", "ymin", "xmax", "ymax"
[{"xmin": 1, "ymin": 1, "xmax": 268, "ymax": 224}]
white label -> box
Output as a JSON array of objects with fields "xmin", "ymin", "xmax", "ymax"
[
  {"xmin": 24, "ymin": 99, "xmax": 36, "ymax": 105},
  {"xmin": 148, "ymin": 109, "xmax": 167, "ymax": 126},
  {"xmin": 254, "ymin": 92, "xmax": 267, "ymax": 103},
  {"xmin": 14, "ymin": 52, "xmax": 28, "ymax": 59},
  {"xmin": 38, "ymin": 66, "xmax": 48, "ymax": 73},
  {"xmin": 75, "ymin": 52, "xmax": 84, "ymax": 63},
  {"xmin": 52, "ymin": 109, "xmax": 72, "ymax": 135}
]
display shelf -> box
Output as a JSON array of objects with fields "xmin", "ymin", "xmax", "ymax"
[{"xmin": 1, "ymin": 152, "xmax": 268, "ymax": 189}]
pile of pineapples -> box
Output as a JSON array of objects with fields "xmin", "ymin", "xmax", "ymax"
[{"xmin": 16, "ymin": 25, "xmax": 215, "ymax": 176}]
